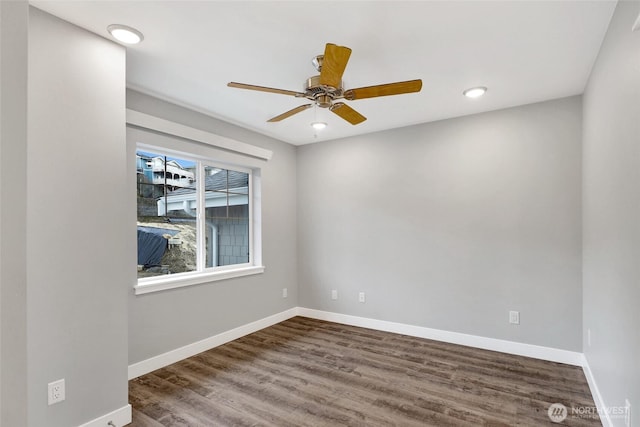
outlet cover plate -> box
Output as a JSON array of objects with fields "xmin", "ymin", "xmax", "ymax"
[{"xmin": 48, "ymin": 379, "xmax": 65, "ymax": 405}]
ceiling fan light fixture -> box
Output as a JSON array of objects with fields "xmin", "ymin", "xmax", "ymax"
[
  {"xmin": 107, "ymin": 24, "xmax": 144, "ymax": 44},
  {"xmin": 463, "ymin": 86, "xmax": 487, "ymax": 98},
  {"xmin": 311, "ymin": 122, "xmax": 327, "ymax": 130}
]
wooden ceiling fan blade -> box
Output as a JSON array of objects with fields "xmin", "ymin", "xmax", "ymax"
[
  {"xmin": 329, "ymin": 102, "xmax": 366, "ymax": 125},
  {"xmin": 319, "ymin": 43, "xmax": 352, "ymax": 88},
  {"xmin": 344, "ymin": 79, "xmax": 422, "ymax": 100},
  {"xmin": 228, "ymin": 82, "xmax": 306, "ymax": 97},
  {"xmin": 267, "ymin": 104, "xmax": 313, "ymax": 122}
]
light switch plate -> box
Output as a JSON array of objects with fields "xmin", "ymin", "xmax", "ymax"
[{"xmin": 509, "ymin": 311, "xmax": 520, "ymax": 325}]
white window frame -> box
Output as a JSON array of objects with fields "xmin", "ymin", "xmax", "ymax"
[{"xmin": 129, "ymin": 110, "xmax": 269, "ymax": 295}]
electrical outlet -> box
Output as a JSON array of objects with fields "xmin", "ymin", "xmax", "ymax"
[
  {"xmin": 358, "ymin": 292, "xmax": 365, "ymax": 303},
  {"xmin": 331, "ymin": 290, "xmax": 338, "ymax": 300},
  {"xmin": 625, "ymin": 398, "xmax": 631, "ymax": 427},
  {"xmin": 509, "ymin": 311, "xmax": 520, "ymax": 325},
  {"xmin": 48, "ymin": 379, "xmax": 65, "ymax": 405},
  {"xmin": 282, "ymin": 288, "xmax": 287, "ymax": 298}
]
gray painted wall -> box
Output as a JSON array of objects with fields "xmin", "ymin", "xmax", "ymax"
[
  {"xmin": 9, "ymin": 4, "xmax": 635, "ymax": 425},
  {"xmin": 298, "ymin": 96, "xmax": 583, "ymax": 351},
  {"xmin": 582, "ymin": 1, "xmax": 640, "ymax": 424},
  {"xmin": 27, "ymin": 8, "xmax": 128, "ymax": 427},
  {"xmin": 127, "ymin": 90, "xmax": 298, "ymax": 364},
  {"xmin": 1, "ymin": 1, "xmax": 28, "ymax": 425}
]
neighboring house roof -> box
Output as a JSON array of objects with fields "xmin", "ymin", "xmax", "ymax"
[{"xmin": 167, "ymin": 170, "xmax": 248, "ymax": 196}]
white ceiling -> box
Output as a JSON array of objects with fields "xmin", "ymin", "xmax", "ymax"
[{"xmin": 32, "ymin": 1, "xmax": 616, "ymax": 146}]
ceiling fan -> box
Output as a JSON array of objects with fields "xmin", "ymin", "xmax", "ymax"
[{"xmin": 227, "ymin": 43, "xmax": 422, "ymax": 125}]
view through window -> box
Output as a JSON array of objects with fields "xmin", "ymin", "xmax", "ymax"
[{"xmin": 136, "ymin": 149, "xmax": 250, "ymax": 279}]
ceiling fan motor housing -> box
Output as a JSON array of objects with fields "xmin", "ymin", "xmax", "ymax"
[{"xmin": 305, "ymin": 75, "xmax": 343, "ymax": 108}]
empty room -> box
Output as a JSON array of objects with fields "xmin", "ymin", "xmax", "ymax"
[{"xmin": 1, "ymin": 1, "xmax": 638, "ymax": 426}]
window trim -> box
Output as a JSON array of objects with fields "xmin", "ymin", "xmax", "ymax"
[
  {"xmin": 127, "ymin": 109, "xmax": 273, "ymax": 161},
  {"xmin": 129, "ymin": 113, "xmax": 269, "ymax": 295},
  {"xmin": 134, "ymin": 265, "xmax": 265, "ymax": 295}
]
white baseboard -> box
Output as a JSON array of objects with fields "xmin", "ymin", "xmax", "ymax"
[
  {"xmin": 297, "ymin": 308, "xmax": 585, "ymax": 366},
  {"xmin": 128, "ymin": 307, "xmax": 298, "ymax": 379},
  {"xmin": 78, "ymin": 404, "xmax": 131, "ymax": 427},
  {"xmin": 582, "ymin": 355, "xmax": 613, "ymax": 427}
]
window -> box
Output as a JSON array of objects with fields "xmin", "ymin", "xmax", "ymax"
[
  {"xmin": 136, "ymin": 146, "xmax": 261, "ymax": 293},
  {"xmin": 128, "ymin": 110, "xmax": 271, "ymax": 294},
  {"xmin": 203, "ymin": 166, "xmax": 250, "ymax": 268}
]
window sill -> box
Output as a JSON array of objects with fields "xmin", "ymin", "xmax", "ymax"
[{"xmin": 134, "ymin": 265, "xmax": 265, "ymax": 295}]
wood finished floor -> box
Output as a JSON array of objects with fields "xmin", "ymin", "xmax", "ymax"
[{"xmin": 129, "ymin": 317, "xmax": 600, "ymax": 426}]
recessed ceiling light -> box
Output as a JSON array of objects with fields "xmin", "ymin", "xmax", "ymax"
[
  {"xmin": 107, "ymin": 24, "xmax": 144, "ymax": 45},
  {"xmin": 311, "ymin": 122, "xmax": 327, "ymax": 130},
  {"xmin": 463, "ymin": 86, "xmax": 487, "ymax": 98}
]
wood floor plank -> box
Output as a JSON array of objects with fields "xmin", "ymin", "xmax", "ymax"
[
  {"xmin": 129, "ymin": 316, "xmax": 601, "ymax": 426},
  {"xmin": 131, "ymin": 408, "xmax": 164, "ymax": 427}
]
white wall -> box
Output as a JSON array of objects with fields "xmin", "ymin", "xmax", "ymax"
[
  {"xmin": 0, "ymin": 1, "xmax": 28, "ymax": 426},
  {"xmin": 298, "ymin": 96, "xmax": 583, "ymax": 351},
  {"xmin": 582, "ymin": 1, "xmax": 640, "ymax": 425},
  {"xmin": 127, "ymin": 90, "xmax": 298, "ymax": 364},
  {"xmin": 27, "ymin": 8, "xmax": 128, "ymax": 427}
]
